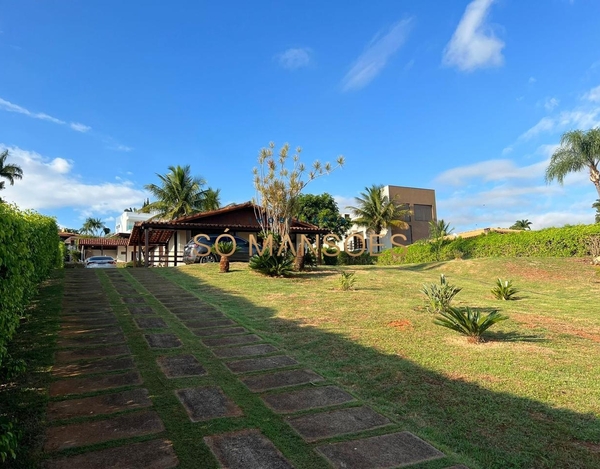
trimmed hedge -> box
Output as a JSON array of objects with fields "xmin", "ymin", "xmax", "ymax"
[
  {"xmin": 377, "ymin": 224, "xmax": 600, "ymax": 265},
  {"xmin": 0, "ymin": 204, "xmax": 59, "ymax": 367}
]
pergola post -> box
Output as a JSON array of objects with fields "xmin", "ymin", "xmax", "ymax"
[
  {"xmin": 144, "ymin": 227, "xmax": 150, "ymax": 268},
  {"xmin": 174, "ymin": 231, "xmax": 178, "ymax": 266},
  {"xmin": 133, "ymin": 244, "xmax": 137, "ymax": 267}
]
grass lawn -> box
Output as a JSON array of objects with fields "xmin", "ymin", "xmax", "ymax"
[{"xmin": 157, "ymin": 257, "xmax": 600, "ymax": 469}]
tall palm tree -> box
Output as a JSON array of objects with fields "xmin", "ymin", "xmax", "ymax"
[
  {"xmin": 140, "ymin": 165, "xmax": 216, "ymax": 220},
  {"xmin": 593, "ymin": 199, "xmax": 600, "ymax": 224},
  {"xmin": 80, "ymin": 217, "xmax": 105, "ymax": 236},
  {"xmin": 0, "ymin": 149, "xmax": 24, "ymax": 191},
  {"xmin": 510, "ymin": 219, "xmax": 532, "ymax": 230},
  {"xmin": 201, "ymin": 188, "xmax": 221, "ymax": 212},
  {"xmin": 545, "ymin": 128, "xmax": 600, "ymax": 198},
  {"xmin": 347, "ymin": 185, "xmax": 411, "ymax": 252}
]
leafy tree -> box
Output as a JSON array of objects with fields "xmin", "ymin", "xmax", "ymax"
[
  {"xmin": 593, "ymin": 199, "xmax": 600, "ymax": 224},
  {"xmin": 545, "ymin": 128, "xmax": 600, "ymax": 198},
  {"xmin": 202, "ymin": 188, "xmax": 221, "ymax": 212},
  {"xmin": 510, "ymin": 219, "xmax": 532, "ymax": 230},
  {"xmin": 80, "ymin": 217, "xmax": 105, "ymax": 237},
  {"xmin": 0, "ymin": 150, "xmax": 23, "ymax": 201},
  {"xmin": 347, "ymin": 185, "xmax": 410, "ymax": 252},
  {"xmin": 140, "ymin": 165, "xmax": 218, "ymax": 219},
  {"xmin": 296, "ymin": 193, "xmax": 351, "ymax": 238},
  {"xmin": 252, "ymin": 142, "xmax": 344, "ymax": 240}
]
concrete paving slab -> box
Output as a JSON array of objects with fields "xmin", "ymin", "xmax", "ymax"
[
  {"xmin": 121, "ymin": 296, "xmax": 147, "ymax": 304},
  {"xmin": 203, "ymin": 334, "xmax": 262, "ymax": 348},
  {"xmin": 49, "ymin": 371, "xmax": 142, "ymax": 396},
  {"xmin": 157, "ymin": 354, "xmax": 206, "ymax": 378},
  {"xmin": 287, "ymin": 406, "xmax": 391, "ymax": 442},
  {"xmin": 213, "ymin": 344, "xmax": 278, "ymax": 359},
  {"xmin": 57, "ymin": 332, "xmax": 126, "ymax": 348},
  {"xmin": 175, "ymin": 386, "xmax": 242, "ymax": 422},
  {"xmin": 128, "ymin": 305, "xmax": 155, "ymax": 315},
  {"xmin": 181, "ymin": 318, "xmax": 231, "ymax": 329},
  {"xmin": 44, "ymin": 411, "xmax": 165, "ymax": 452},
  {"xmin": 51, "ymin": 357, "xmax": 135, "ymax": 378},
  {"xmin": 191, "ymin": 326, "xmax": 247, "ymax": 337},
  {"xmin": 42, "ymin": 439, "xmax": 178, "ymax": 469},
  {"xmin": 58, "ymin": 325, "xmax": 122, "ymax": 337},
  {"xmin": 226, "ymin": 356, "xmax": 299, "ymax": 374},
  {"xmin": 262, "ymin": 386, "xmax": 355, "ymax": 414},
  {"xmin": 204, "ymin": 429, "xmax": 294, "ymax": 469},
  {"xmin": 144, "ymin": 334, "xmax": 182, "ymax": 349},
  {"xmin": 134, "ymin": 317, "xmax": 168, "ymax": 329},
  {"xmin": 60, "ymin": 317, "xmax": 118, "ymax": 327},
  {"xmin": 47, "ymin": 388, "xmax": 152, "ymax": 420},
  {"xmin": 55, "ymin": 345, "xmax": 130, "ymax": 363},
  {"xmin": 241, "ymin": 369, "xmax": 325, "ymax": 393},
  {"xmin": 316, "ymin": 431, "xmax": 445, "ymax": 469},
  {"xmin": 170, "ymin": 307, "xmax": 221, "ymax": 315}
]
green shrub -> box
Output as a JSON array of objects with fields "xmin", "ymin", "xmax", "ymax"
[
  {"xmin": 322, "ymin": 248, "xmax": 338, "ymax": 265},
  {"xmin": 491, "ymin": 279, "xmax": 519, "ymax": 300},
  {"xmin": 0, "ymin": 420, "xmax": 18, "ymax": 463},
  {"xmin": 377, "ymin": 224, "xmax": 600, "ymax": 265},
  {"xmin": 249, "ymin": 251, "xmax": 295, "ymax": 277},
  {"xmin": 339, "ymin": 271, "xmax": 356, "ymax": 291},
  {"xmin": 421, "ymin": 274, "xmax": 462, "ymax": 313},
  {"xmin": 434, "ymin": 306, "xmax": 509, "ymax": 343},
  {"xmin": 0, "ymin": 204, "xmax": 59, "ymax": 368},
  {"xmin": 338, "ymin": 251, "xmax": 375, "ymax": 265}
]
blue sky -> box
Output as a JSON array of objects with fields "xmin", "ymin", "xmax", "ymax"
[{"xmin": 1, "ymin": 0, "xmax": 600, "ymax": 232}]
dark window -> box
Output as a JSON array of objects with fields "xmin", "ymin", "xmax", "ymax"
[{"xmin": 414, "ymin": 204, "xmax": 433, "ymax": 222}]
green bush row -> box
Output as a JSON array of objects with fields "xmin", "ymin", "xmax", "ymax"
[
  {"xmin": 377, "ymin": 224, "xmax": 600, "ymax": 265},
  {"xmin": 0, "ymin": 204, "xmax": 60, "ymax": 367}
]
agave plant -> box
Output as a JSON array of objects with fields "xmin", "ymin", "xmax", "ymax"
[
  {"xmin": 249, "ymin": 251, "xmax": 294, "ymax": 277},
  {"xmin": 434, "ymin": 306, "xmax": 508, "ymax": 343},
  {"xmin": 420, "ymin": 274, "xmax": 462, "ymax": 313},
  {"xmin": 491, "ymin": 279, "xmax": 519, "ymax": 300}
]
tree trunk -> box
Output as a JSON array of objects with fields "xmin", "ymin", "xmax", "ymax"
[
  {"xmin": 219, "ymin": 255, "xmax": 230, "ymax": 273},
  {"xmin": 590, "ymin": 164, "xmax": 600, "ymax": 198},
  {"xmin": 294, "ymin": 246, "xmax": 305, "ymax": 272}
]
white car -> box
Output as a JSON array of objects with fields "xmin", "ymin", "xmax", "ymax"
[{"xmin": 85, "ymin": 256, "xmax": 117, "ymax": 268}]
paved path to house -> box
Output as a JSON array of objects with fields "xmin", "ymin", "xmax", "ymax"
[{"xmin": 42, "ymin": 268, "xmax": 467, "ymax": 468}]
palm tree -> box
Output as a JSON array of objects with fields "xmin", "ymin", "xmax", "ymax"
[
  {"xmin": 347, "ymin": 185, "xmax": 411, "ymax": 252},
  {"xmin": 545, "ymin": 128, "xmax": 600, "ymax": 198},
  {"xmin": 429, "ymin": 219, "xmax": 454, "ymax": 261},
  {"xmin": 201, "ymin": 188, "xmax": 221, "ymax": 212},
  {"xmin": 510, "ymin": 219, "xmax": 532, "ymax": 230},
  {"xmin": 80, "ymin": 217, "xmax": 105, "ymax": 236},
  {"xmin": 593, "ymin": 199, "xmax": 600, "ymax": 224},
  {"xmin": 0, "ymin": 149, "xmax": 24, "ymax": 192},
  {"xmin": 140, "ymin": 165, "xmax": 217, "ymax": 220}
]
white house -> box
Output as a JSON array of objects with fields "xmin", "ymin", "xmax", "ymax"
[{"xmin": 115, "ymin": 211, "xmax": 155, "ymax": 234}]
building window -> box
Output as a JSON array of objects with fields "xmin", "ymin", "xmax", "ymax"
[{"xmin": 413, "ymin": 204, "xmax": 433, "ymax": 222}]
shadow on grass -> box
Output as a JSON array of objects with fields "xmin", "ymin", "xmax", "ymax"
[
  {"xmin": 160, "ymin": 267, "xmax": 600, "ymax": 469},
  {"xmin": 483, "ymin": 330, "xmax": 547, "ymax": 343}
]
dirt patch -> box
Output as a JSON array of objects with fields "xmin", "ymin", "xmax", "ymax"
[{"xmin": 387, "ymin": 320, "xmax": 413, "ymax": 331}]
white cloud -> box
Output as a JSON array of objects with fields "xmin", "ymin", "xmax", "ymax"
[
  {"xmin": 583, "ymin": 84, "xmax": 600, "ymax": 103},
  {"xmin": 519, "ymin": 109, "xmax": 600, "ymax": 141},
  {"xmin": 543, "ymin": 97, "xmax": 559, "ymax": 112},
  {"xmin": 341, "ymin": 17, "xmax": 414, "ymax": 92},
  {"xmin": 0, "ymin": 145, "xmax": 147, "ymax": 215},
  {"xmin": 442, "ymin": 0, "xmax": 505, "ymax": 72},
  {"xmin": 113, "ymin": 144, "xmax": 133, "ymax": 152},
  {"xmin": 277, "ymin": 48, "xmax": 312, "ymax": 70},
  {"xmin": 435, "ymin": 158, "xmax": 548, "ymax": 186},
  {"xmin": 333, "ymin": 195, "xmax": 358, "ymax": 214},
  {"xmin": 528, "ymin": 76, "xmax": 536, "ymax": 84},
  {"xmin": 0, "ymin": 97, "xmax": 65, "ymax": 124},
  {"xmin": 70, "ymin": 122, "xmax": 91, "ymax": 133}
]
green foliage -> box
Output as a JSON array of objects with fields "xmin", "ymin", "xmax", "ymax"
[
  {"xmin": 510, "ymin": 219, "xmax": 532, "ymax": 230},
  {"xmin": 210, "ymin": 241, "xmax": 239, "ymax": 257},
  {"xmin": 377, "ymin": 224, "xmax": 600, "ymax": 265},
  {"xmin": 339, "ymin": 271, "xmax": 356, "ymax": 291},
  {"xmin": 491, "ymin": 279, "xmax": 519, "ymax": 300},
  {"xmin": 80, "ymin": 217, "xmax": 105, "ymax": 236},
  {"xmin": 322, "ymin": 248, "xmax": 338, "ymax": 265},
  {"xmin": 0, "ymin": 420, "xmax": 18, "ymax": 463},
  {"xmin": 249, "ymin": 251, "xmax": 295, "ymax": 277},
  {"xmin": 295, "ymin": 193, "xmax": 351, "ymax": 238},
  {"xmin": 338, "ymin": 251, "xmax": 375, "ymax": 265},
  {"xmin": 0, "ymin": 150, "xmax": 23, "ymax": 195},
  {"xmin": 420, "ymin": 274, "xmax": 462, "ymax": 313},
  {"xmin": 347, "ymin": 185, "xmax": 410, "ymax": 236},
  {"xmin": 429, "ymin": 219, "xmax": 454, "ymax": 261},
  {"xmin": 57, "ymin": 242, "xmax": 66, "ymax": 268},
  {"xmin": 434, "ymin": 306, "xmax": 509, "ymax": 343},
  {"xmin": 0, "ymin": 204, "xmax": 59, "ymax": 368},
  {"xmin": 303, "ymin": 251, "xmax": 318, "ymax": 268}
]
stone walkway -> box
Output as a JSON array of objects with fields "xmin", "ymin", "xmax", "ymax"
[{"xmin": 42, "ymin": 269, "xmax": 468, "ymax": 468}]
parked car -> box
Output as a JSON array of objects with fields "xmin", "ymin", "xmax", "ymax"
[
  {"xmin": 85, "ymin": 256, "xmax": 117, "ymax": 268},
  {"xmin": 183, "ymin": 235, "xmax": 251, "ymax": 264}
]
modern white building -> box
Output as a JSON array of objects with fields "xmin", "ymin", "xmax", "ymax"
[{"xmin": 115, "ymin": 211, "xmax": 155, "ymax": 234}]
